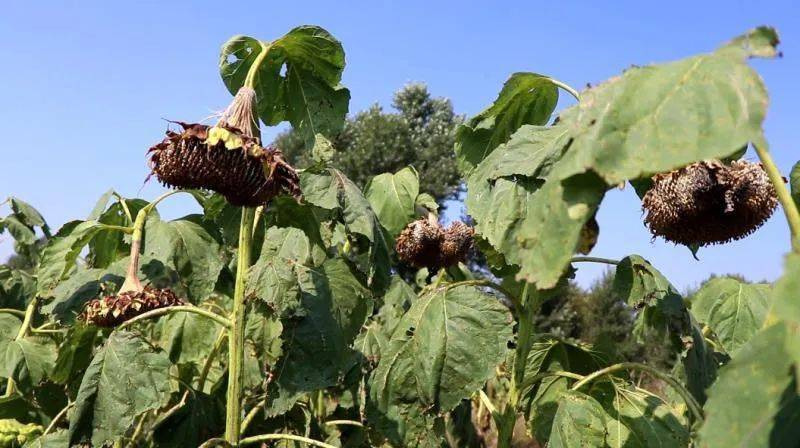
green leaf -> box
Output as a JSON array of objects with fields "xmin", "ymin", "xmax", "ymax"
[
  {"xmin": 36, "ymin": 220, "xmax": 105, "ymax": 299},
  {"xmin": 0, "ymin": 215, "xmax": 36, "ymax": 246},
  {"xmin": 415, "ymin": 193, "xmax": 438, "ymax": 213},
  {"xmin": 299, "ymin": 169, "xmax": 391, "ymax": 291},
  {"xmin": 365, "ymin": 167, "xmax": 420, "ymax": 236},
  {"xmin": 143, "ymin": 215, "xmax": 224, "ymax": 301},
  {"xmin": 0, "ymin": 267, "xmax": 36, "ymax": 310},
  {"xmin": 24, "ymin": 430, "xmax": 69, "ymax": 448},
  {"xmin": 246, "ymin": 227, "xmax": 311, "ymax": 317},
  {"xmin": 366, "ymin": 400, "xmax": 444, "ymax": 448},
  {"xmin": 371, "ymin": 284, "xmax": 513, "ymax": 412},
  {"xmin": 158, "ymin": 311, "xmax": 219, "ymax": 366},
  {"xmin": 790, "ymin": 161, "xmax": 800, "ymax": 210},
  {"xmin": 549, "ymin": 390, "xmax": 608, "ymax": 448},
  {"xmin": 698, "ymin": 322, "xmax": 800, "ymax": 447},
  {"xmin": 10, "ymin": 197, "xmax": 49, "ymax": 237},
  {"xmin": 272, "ymin": 259, "xmax": 372, "ymax": 397},
  {"xmin": 311, "ymin": 133, "xmax": 335, "ymax": 166},
  {"xmin": 152, "ymin": 390, "xmax": 223, "ymax": 448},
  {"xmin": 455, "ymin": 73, "xmax": 559, "ymax": 175},
  {"xmin": 691, "ymin": 277, "xmax": 770, "ymax": 354},
  {"xmin": 592, "ymin": 383, "xmax": 689, "ymax": 447},
  {"xmin": 51, "ymin": 324, "xmax": 96, "ymax": 386},
  {"xmin": 69, "ymin": 331, "xmax": 172, "ymax": 446},
  {"xmin": 219, "ymin": 26, "xmax": 350, "ymax": 147},
  {"xmin": 614, "ymin": 255, "xmax": 717, "ymax": 403},
  {"xmin": 552, "ymin": 27, "xmax": 778, "ymax": 186}
]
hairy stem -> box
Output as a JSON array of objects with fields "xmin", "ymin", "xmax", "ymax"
[
  {"xmin": 239, "ymin": 434, "xmax": 337, "ymax": 448},
  {"xmin": 324, "ymin": 420, "xmax": 364, "ymax": 428},
  {"xmin": 115, "ymin": 306, "xmax": 231, "ymax": 331},
  {"xmin": 0, "ymin": 308, "xmax": 26, "ymax": 318},
  {"xmin": 753, "ymin": 140, "xmax": 800, "ymax": 251},
  {"xmin": 571, "ymin": 362, "xmax": 704, "ymax": 423},
  {"xmin": 42, "ymin": 402, "xmax": 72, "ymax": 437},
  {"xmin": 3, "ymin": 297, "xmax": 39, "ymax": 397},
  {"xmin": 225, "ymin": 207, "xmax": 256, "ymax": 444}
]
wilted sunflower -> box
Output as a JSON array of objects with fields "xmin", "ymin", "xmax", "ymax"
[
  {"xmin": 396, "ymin": 218, "xmax": 474, "ymax": 270},
  {"xmin": 642, "ymin": 160, "xmax": 778, "ymax": 246},
  {"xmin": 80, "ymin": 287, "xmax": 185, "ymax": 328},
  {"xmin": 147, "ymin": 87, "xmax": 300, "ymax": 207}
]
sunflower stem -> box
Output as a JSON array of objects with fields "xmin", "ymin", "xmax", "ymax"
[
  {"xmin": 753, "ymin": 140, "xmax": 800, "ymax": 252},
  {"xmin": 225, "ymin": 207, "xmax": 256, "ymax": 444}
]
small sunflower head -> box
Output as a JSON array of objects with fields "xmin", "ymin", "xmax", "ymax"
[
  {"xmin": 396, "ymin": 219, "xmax": 474, "ymax": 270},
  {"xmin": 80, "ymin": 287, "xmax": 185, "ymax": 328}
]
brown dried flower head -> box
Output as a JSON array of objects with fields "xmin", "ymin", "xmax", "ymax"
[
  {"xmin": 396, "ymin": 218, "xmax": 474, "ymax": 270},
  {"xmin": 642, "ymin": 160, "xmax": 778, "ymax": 246},
  {"xmin": 80, "ymin": 287, "xmax": 185, "ymax": 328},
  {"xmin": 147, "ymin": 122, "xmax": 300, "ymax": 207}
]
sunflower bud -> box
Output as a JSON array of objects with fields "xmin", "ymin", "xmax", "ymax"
[
  {"xmin": 642, "ymin": 160, "xmax": 778, "ymax": 246},
  {"xmin": 396, "ymin": 219, "xmax": 474, "ymax": 269},
  {"xmin": 80, "ymin": 287, "xmax": 185, "ymax": 328}
]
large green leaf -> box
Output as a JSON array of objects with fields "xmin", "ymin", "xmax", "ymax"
[
  {"xmin": 0, "ymin": 315, "xmax": 56, "ymax": 392},
  {"xmin": 143, "ymin": 215, "xmax": 224, "ymax": 301},
  {"xmin": 36, "ymin": 221, "xmax": 105, "ymax": 298},
  {"xmin": 152, "ymin": 390, "xmax": 223, "ymax": 448},
  {"xmin": 86, "ymin": 198, "xmax": 147, "ymax": 269},
  {"xmin": 219, "ymin": 26, "xmax": 350, "ymax": 148},
  {"xmin": 365, "ymin": 167, "xmax": 420, "ymax": 237},
  {"xmin": 68, "ymin": 331, "xmax": 172, "ymax": 446},
  {"xmin": 464, "ymin": 28, "xmax": 779, "ymax": 288},
  {"xmin": 614, "ymin": 255, "xmax": 717, "ymax": 403},
  {"xmin": 0, "ymin": 266, "xmax": 36, "ymax": 310},
  {"xmin": 51, "ymin": 324, "xmax": 97, "ymax": 386},
  {"xmin": 698, "ymin": 322, "xmax": 800, "ymax": 447},
  {"xmin": 0, "ymin": 215, "xmax": 36, "ymax": 245},
  {"xmin": 455, "ymin": 72, "xmax": 560, "ymax": 175},
  {"xmin": 691, "ymin": 277, "xmax": 770, "ymax": 354},
  {"xmin": 371, "ymin": 284, "xmax": 513, "ymax": 412},
  {"xmin": 271, "ymin": 259, "xmax": 372, "ymax": 400},
  {"xmin": 549, "ymin": 390, "xmax": 608, "ymax": 448},
  {"xmin": 246, "ymin": 227, "xmax": 312, "ymax": 317}
]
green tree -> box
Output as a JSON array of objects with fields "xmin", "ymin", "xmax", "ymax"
[{"xmin": 274, "ymin": 83, "xmax": 464, "ymax": 202}]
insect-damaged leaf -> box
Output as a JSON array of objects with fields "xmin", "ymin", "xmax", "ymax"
[
  {"xmin": 464, "ymin": 28, "xmax": 779, "ymax": 288},
  {"xmin": 69, "ymin": 331, "xmax": 171, "ymax": 447},
  {"xmin": 549, "ymin": 390, "xmax": 608, "ymax": 448},
  {"xmin": 691, "ymin": 277, "xmax": 770, "ymax": 354},
  {"xmin": 246, "ymin": 227, "xmax": 311, "ymax": 317},
  {"xmin": 371, "ymin": 284, "xmax": 513, "ymax": 412},
  {"xmin": 365, "ymin": 167, "xmax": 420, "ymax": 237},
  {"xmin": 455, "ymin": 72, "xmax": 559, "ymax": 175},
  {"xmin": 220, "ymin": 26, "xmax": 350, "ymax": 148},
  {"xmin": 270, "ymin": 259, "xmax": 371, "ymax": 403}
]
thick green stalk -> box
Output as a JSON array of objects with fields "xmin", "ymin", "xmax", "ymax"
[
  {"xmin": 225, "ymin": 207, "xmax": 255, "ymax": 444},
  {"xmin": 497, "ymin": 284, "xmax": 533, "ymax": 448},
  {"xmin": 753, "ymin": 140, "xmax": 800, "ymax": 252}
]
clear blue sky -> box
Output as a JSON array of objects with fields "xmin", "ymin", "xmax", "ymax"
[{"xmin": 1, "ymin": 1, "xmax": 798, "ymax": 292}]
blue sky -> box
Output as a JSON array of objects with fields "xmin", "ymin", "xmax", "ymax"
[{"xmin": 1, "ymin": 1, "xmax": 798, "ymax": 291}]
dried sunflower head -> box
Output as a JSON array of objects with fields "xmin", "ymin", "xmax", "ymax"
[
  {"xmin": 147, "ymin": 122, "xmax": 300, "ymax": 207},
  {"xmin": 440, "ymin": 221, "xmax": 475, "ymax": 267},
  {"xmin": 396, "ymin": 219, "xmax": 474, "ymax": 270},
  {"xmin": 80, "ymin": 287, "xmax": 185, "ymax": 328},
  {"xmin": 642, "ymin": 160, "xmax": 778, "ymax": 246}
]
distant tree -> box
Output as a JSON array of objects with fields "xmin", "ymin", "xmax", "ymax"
[{"xmin": 274, "ymin": 83, "xmax": 464, "ymax": 203}]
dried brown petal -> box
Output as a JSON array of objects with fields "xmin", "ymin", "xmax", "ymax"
[
  {"xmin": 148, "ymin": 122, "xmax": 300, "ymax": 207},
  {"xmin": 79, "ymin": 287, "xmax": 185, "ymax": 328},
  {"xmin": 396, "ymin": 219, "xmax": 474, "ymax": 270},
  {"xmin": 642, "ymin": 160, "xmax": 778, "ymax": 246}
]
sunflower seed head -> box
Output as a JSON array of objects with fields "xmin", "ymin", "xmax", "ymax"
[
  {"xmin": 80, "ymin": 287, "xmax": 185, "ymax": 328},
  {"xmin": 642, "ymin": 159, "xmax": 778, "ymax": 246},
  {"xmin": 147, "ymin": 122, "xmax": 301, "ymax": 207},
  {"xmin": 396, "ymin": 219, "xmax": 474, "ymax": 270}
]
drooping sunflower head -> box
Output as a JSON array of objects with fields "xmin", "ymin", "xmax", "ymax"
[
  {"xmin": 642, "ymin": 160, "xmax": 778, "ymax": 246},
  {"xmin": 80, "ymin": 287, "xmax": 185, "ymax": 328}
]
